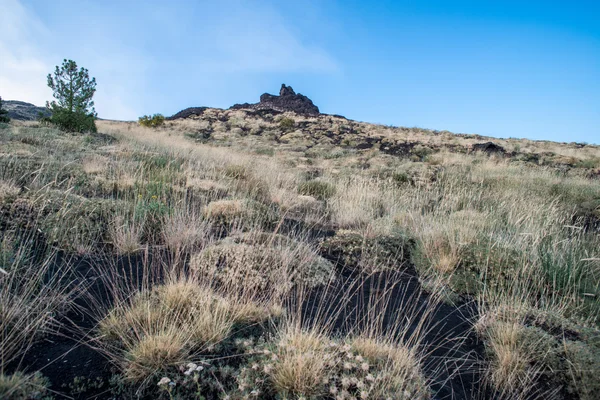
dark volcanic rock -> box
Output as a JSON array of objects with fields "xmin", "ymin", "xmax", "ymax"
[
  {"xmin": 472, "ymin": 141, "xmax": 505, "ymax": 154},
  {"xmin": 167, "ymin": 106, "xmax": 209, "ymax": 120},
  {"xmin": 4, "ymin": 100, "xmax": 51, "ymax": 121},
  {"xmin": 231, "ymin": 84, "xmax": 320, "ymax": 116}
]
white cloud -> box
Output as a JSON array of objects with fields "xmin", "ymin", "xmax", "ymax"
[
  {"xmin": 95, "ymin": 84, "xmax": 140, "ymax": 121},
  {"xmin": 0, "ymin": 0, "xmax": 337, "ymax": 119},
  {"xmin": 202, "ymin": 4, "xmax": 338, "ymax": 73},
  {"xmin": 0, "ymin": 0, "xmax": 52, "ymax": 105},
  {"xmin": 0, "ymin": 0, "xmax": 145, "ymax": 119}
]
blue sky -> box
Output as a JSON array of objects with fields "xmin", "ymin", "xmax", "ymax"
[{"xmin": 1, "ymin": 0, "xmax": 598, "ymax": 143}]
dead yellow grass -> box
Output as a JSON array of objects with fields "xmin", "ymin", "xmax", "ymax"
[
  {"xmin": 109, "ymin": 216, "xmax": 142, "ymax": 255},
  {"xmin": 88, "ymin": 116, "xmax": 599, "ymax": 397},
  {"xmin": 99, "ymin": 277, "xmax": 278, "ymax": 383},
  {"xmin": 82, "ymin": 154, "xmax": 109, "ymax": 175},
  {"xmin": 270, "ymin": 327, "xmax": 330, "ymax": 397}
]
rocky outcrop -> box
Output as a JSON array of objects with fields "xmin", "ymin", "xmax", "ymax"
[
  {"xmin": 3, "ymin": 100, "xmax": 51, "ymax": 121},
  {"xmin": 471, "ymin": 142, "xmax": 505, "ymax": 154},
  {"xmin": 231, "ymin": 84, "xmax": 320, "ymax": 116}
]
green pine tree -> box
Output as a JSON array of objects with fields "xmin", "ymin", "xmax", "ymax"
[
  {"xmin": 46, "ymin": 59, "xmax": 97, "ymax": 133},
  {"xmin": 0, "ymin": 96, "xmax": 10, "ymax": 123}
]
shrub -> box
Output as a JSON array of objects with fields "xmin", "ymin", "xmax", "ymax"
[
  {"xmin": 563, "ymin": 340, "xmax": 600, "ymax": 399},
  {"xmin": 0, "ymin": 372, "xmax": 50, "ymax": 400},
  {"xmin": 190, "ymin": 238, "xmax": 334, "ymax": 294},
  {"xmin": 138, "ymin": 114, "xmax": 165, "ymax": 128},
  {"xmin": 320, "ymin": 230, "xmax": 413, "ymax": 273},
  {"xmin": 476, "ymin": 305, "xmax": 600, "ymax": 399},
  {"xmin": 48, "ymin": 107, "xmax": 97, "ymax": 133},
  {"xmin": 278, "ymin": 117, "xmax": 295, "ymax": 131},
  {"xmin": 298, "ymin": 179, "xmax": 336, "ymax": 200},
  {"xmin": 38, "ymin": 192, "xmax": 118, "ymax": 254},
  {"xmin": 391, "ymin": 171, "xmax": 411, "ymax": 185}
]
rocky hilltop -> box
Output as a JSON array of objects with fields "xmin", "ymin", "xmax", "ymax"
[
  {"xmin": 3, "ymin": 100, "xmax": 50, "ymax": 121},
  {"xmin": 231, "ymin": 84, "xmax": 320, "ymax": 116}
]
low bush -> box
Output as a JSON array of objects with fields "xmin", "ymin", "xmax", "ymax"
[
  {"xmin": 0, "ymin": 97, "xmax": 10, "ymax": 123},
  {"xmin": 563, "ymin": 340, "xmax": 600, "ymax": 399},
  {"xmin": 0, "ymin": 371, "xmax": 50, "ymax": 400},
  {"xmin": 320, "ymin": 230, "xmax": 413, "ymax": 273},
  {"xmin": 476, "ymin": 305, "xmax": 600, "ymax": 399},
  {"xmin": 203, "ymin": 199, "xmax": 277, "ymax": 231},
  {"xmin": 190, "ymin": 237, "xmax": 334, "ymax": 294},
  {"xmin": 48, "ymin": 108, "xmax": 97, "ymax": 133},
  {"xmin": 278, "ymin": 117, "xmax": 295, "ymax": 131},
  {"xmin": 138, "ymin": 114, "xmax": 165, "ymax": 128},
  {"xmin": 38, "ymin": 192, "xmax": 119, "ymax": 254}
]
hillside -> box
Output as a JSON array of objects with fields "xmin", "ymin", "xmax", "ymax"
[
  {"xmin": 169, "ymin": 84, "xmax": 600, "ymax": 173},
  {"xmin": 2, "ymin": 100, "xmax": 51, "ymax": 121},
  {"xmin": 0, "ymin": 87, "xmax": 599, "ymax": 400}
]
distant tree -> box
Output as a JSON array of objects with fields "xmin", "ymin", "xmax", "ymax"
[
  {"xmin": 46, "ymin": 59, "xmax": 97, "ymax": 133},
  {"xmin": 0, "ymin": 96, "xmax": 10, "ymax": 123}
]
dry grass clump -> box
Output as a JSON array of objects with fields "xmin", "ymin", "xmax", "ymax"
[
  {"xmin": 162, "ymin": 207, "xmax": 211, "ymax": 255},
  {"xmin": 280, "ymin": 194, "xmax": 328, "ymax": 223},
  {"xmin": 203, "ymin": 198, "xmax": 277, "ymax": 230},
  {"xmin": 185, "ymin": 177, "xmax": 228, "ymax": 197},
  {"xmin": 232, "ymin": 325, "xmax": 430, "ymax": 399},
  {"xmin": 82, "ymin": 154, "xmax": 109, "ymax": 175},
  {"xmin": 350, "ymin": 335, "xmax": 430, "ymax": 399},
  {"xmin": 223, "ymin": 164, "xmax": 250, "ymax": 180},
  {"xmin": 328, "ymin": 176, "xmax": 398, "ymax": 229},
  {"xmin": 0, "ymin": 179, "xmax": 19, "ymax": 202},
  {"xmin": 269, "ymin": 327, "xmax": 331, "ymax": 397},
  {"xmin": 411, "ymin": 209, "xmax": 493, "ymax": 277},
  {"xmin": 98, "ymin": 277, "xmax": 277, "ymax": 383},
  {"xmin": 190, "ymin": 236, "xmax": 334, "ymax": 295},
  {"xmin": 125, "ymin": 330, "xmax": 188, "ymax": 382},
  {"xmin": 109, "ymin": 215, "xmax": 143, "ymax": 254},
  {"xmin": 483, "ymin": 320, "xmax": 538, "ymax": 391},
  {"xmin": 203, "ymin": 198, "xmax": 245, "ymax": 218}
]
